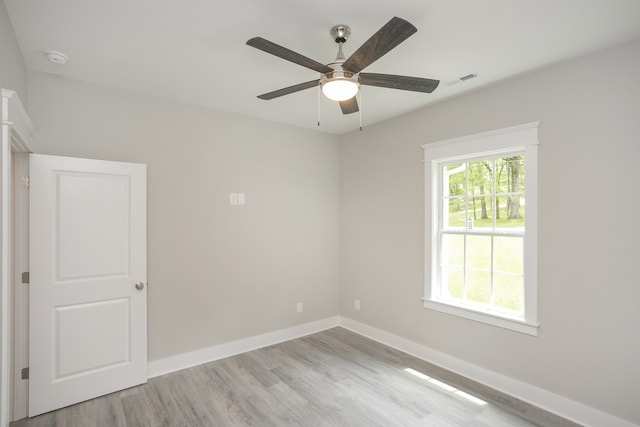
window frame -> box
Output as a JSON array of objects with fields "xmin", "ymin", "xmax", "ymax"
[{"xmin": 422, "ymin": 122, "xmax": 540, "ymax": 336}]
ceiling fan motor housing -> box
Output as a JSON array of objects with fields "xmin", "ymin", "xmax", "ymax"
[{"xmin": 321, "ymin": 63, "xmax": 358, "ymax": 85}]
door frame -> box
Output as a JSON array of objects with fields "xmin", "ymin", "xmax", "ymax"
[
  {"xmin": 1, "ymin": 88, "xmax": 33, "ymax": 426},
  {"xmin": 11, "ymin": 151, "xmax": 29, "ymax": 421}
]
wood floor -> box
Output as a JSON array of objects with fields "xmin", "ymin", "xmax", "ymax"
[{"xmin": 13, "ymin": 327, "xmax": 580, "ymax": 427}]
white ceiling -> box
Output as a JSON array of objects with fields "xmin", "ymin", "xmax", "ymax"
[{"xmin": 5, "ymin": 0, "xmax": 640, "ymax": 134}]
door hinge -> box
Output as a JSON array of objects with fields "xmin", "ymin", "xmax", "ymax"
[
  {"xmin": 21, "ymin": 271, "xmax": 29, "ymax": 284},
  {"xmin": 21, "ymin": 367, "xmax": 29, "ymax": 380},
  {"xmin": 22, "ymin": 176, "xmax": 30, "ymax": 188}
]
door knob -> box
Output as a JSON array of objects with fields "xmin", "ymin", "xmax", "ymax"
[{"xmin": 135, "ymin": 282, "xmax": 145, "ymax": 290}]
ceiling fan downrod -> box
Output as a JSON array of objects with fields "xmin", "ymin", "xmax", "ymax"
[{"xmin": 330, "ymin": 25, "xmax": 350, "ymax": 61}]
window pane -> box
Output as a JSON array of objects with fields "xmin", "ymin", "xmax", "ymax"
[
  {"xmin": 496, "ymin": 158, "xmax": 509, "ymax": 194},
  {"xmin": 446, "ymin": 197, "xmax": 466, "ymax": 228},
  {"xmin": 442, "ymin": 234, "xmax": 464, "ymax": 266},
  {"xmin": 494, "ymin": 236, "xmax": 523, "ymax": 274},
  {"xmin": 512, "ymin": 156, "xmax": 525, "ymax": 191},
  {"xmin": 466, "ymin": 235, "xmax": 491, "ymax": 270},
  {"xmin": 445, "ymin": 267, "xmax": 464, "ymax": 299},
  {"xmin": 496, "ymin": 195, "xmax": 524, "ymax": 227},
  {"xmin": 494, "ymin": 274, "xmax": 524, "ymax": 313},
  {"xmin": 466, "ymin": 270, "xmax": 491, "ymax": 304},
  {"xmin": 445, "ymin": 163, "xmax": 466, "ymax": 197},
  {"xmin": 496, "ymin": 156, "xmax": 524, "ymax": 193},
  {"xmin": 468, "ymin": 160, "xmax": 493, "ymax": 197},
  {"xmin": 468, "ymin": 196, "xmax": 494, "ymax": 229}
]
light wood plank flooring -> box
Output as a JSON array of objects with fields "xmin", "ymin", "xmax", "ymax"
[{"xmin": 12, "ymin": 327, "xmax": 581, "ymax": 426}]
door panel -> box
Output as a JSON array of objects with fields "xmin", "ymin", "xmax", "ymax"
[
  {"xmin": 57, "ymin": 173, "xmax": 131, "ymax": 279},
  {"xmin": 55, "ymin": 298, "xmax": 130, "ymax": 378},
  {"xmin": 29, "ymin": 154, "xmax": 147, "ymax": 416}
]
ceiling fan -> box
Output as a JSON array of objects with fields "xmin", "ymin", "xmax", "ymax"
[{"xmin": 246, "ymin": 17, "xmax": 440, "ymax": 115}]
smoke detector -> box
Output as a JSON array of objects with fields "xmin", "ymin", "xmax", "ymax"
[{"xmin": 45, "ymin": 50, "xmax": 69, "ymax": 64}]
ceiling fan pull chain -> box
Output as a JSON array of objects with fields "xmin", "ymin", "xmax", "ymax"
[
  {"xmin": 359, "ymin": 89, "xmax": 363, "ymax": 131},
  {"xmin": 317, "ymin": 83, "xmax": 321, "ymax": 127}
]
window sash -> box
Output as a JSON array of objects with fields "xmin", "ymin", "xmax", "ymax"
[{"xmin": 437, "ymin": 231, "xmax": 525, "ymax": 317}]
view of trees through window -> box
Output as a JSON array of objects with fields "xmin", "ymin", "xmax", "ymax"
[
  {"xmin": 444, "ymin": 155, "xmax": 525, "ymax": 229},
  {"xmin": 440, "ymin": 154, "xmax": 526, "ymax": 314}
]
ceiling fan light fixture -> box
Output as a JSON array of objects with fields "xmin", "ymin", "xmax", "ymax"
[
  {"xmin": 321, "ymin": 79, "xmax": 358, "ymax": 101},
  {"xmin": 320, "ymin": 71, "xmax": 359, "ymax": 102}
]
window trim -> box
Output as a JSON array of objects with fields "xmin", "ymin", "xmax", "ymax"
[{"xmin": 422, "ymin": 122, "xmax": 540, "ymax": 336}]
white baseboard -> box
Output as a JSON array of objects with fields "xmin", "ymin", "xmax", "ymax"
[
  {"xmin": 148, "ymin": 316, "xmax": 339, "ymax": 378},
  {"xmin": 338, "ymin": 316, "xmax": 638, "ymax": 427}
]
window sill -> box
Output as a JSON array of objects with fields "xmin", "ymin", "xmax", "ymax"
[{"xmin": 423, "ymin": 299, "xmax": 539, "ymax": 336}]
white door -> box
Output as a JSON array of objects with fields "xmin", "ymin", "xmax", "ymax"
[{"xmin": 28, "ymin": 154, "xmax": 147, "ymax": 416}]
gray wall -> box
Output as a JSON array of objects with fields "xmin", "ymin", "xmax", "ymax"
[
  {"xmin": 339, "ymin": 39, "xmax": 640, "ymax": 424},
  {"xmin": 27, "ymin": 71, "xmax": 341, "ymax": 360},
  {"xmin": 0, "ymin": 0, "xmax": 27, "ymax": 101}
]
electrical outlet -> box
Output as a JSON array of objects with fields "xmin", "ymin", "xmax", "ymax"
[
  {"xmin": 296, "ymin": 302, "xmax": 303, "ymax": 313},
  {"xmin": 354, "ymin": 299, "xmax": 360, "ymax": 310},
  {"xmin": 229, "ymin": 193, "xmax": 238, "ymax": 205}
]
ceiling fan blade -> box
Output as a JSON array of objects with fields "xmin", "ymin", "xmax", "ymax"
[
  {"xmin": 342, "ymin": 17, "xmax": 417, "ymax": 73},
  {"xmin": 247, "ymin": 37, "xmax": 333, "ymax": 74},
  {"xmin": 257, "ymin": 80, "xmax": 319, "ymax": 100},
  {"xmin": 360, "ymin": 73, "xmax": 440, "ymax": 93},
  {"xmin": 339, "ymin": 97, "xmax": 359, "ymax": 114}
]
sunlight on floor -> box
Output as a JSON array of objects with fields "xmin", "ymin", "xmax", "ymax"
[{"xmin": 404, "ymin": 368, "xmax": 488, "ymax": 406}]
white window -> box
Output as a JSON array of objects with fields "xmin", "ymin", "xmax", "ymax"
[{"xmin": 422, "ymin": 123, "xmax": 539, "ymax": 335}]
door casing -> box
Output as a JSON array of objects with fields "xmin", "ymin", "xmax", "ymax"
[{"xmin": 1, "ymin": 88, "xmax": 33, "ymax": 425}]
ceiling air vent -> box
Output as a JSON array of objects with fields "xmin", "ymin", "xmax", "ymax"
[{"xmin": 446, "ymin": 73, "xmax": 478, "ymax": 86}]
